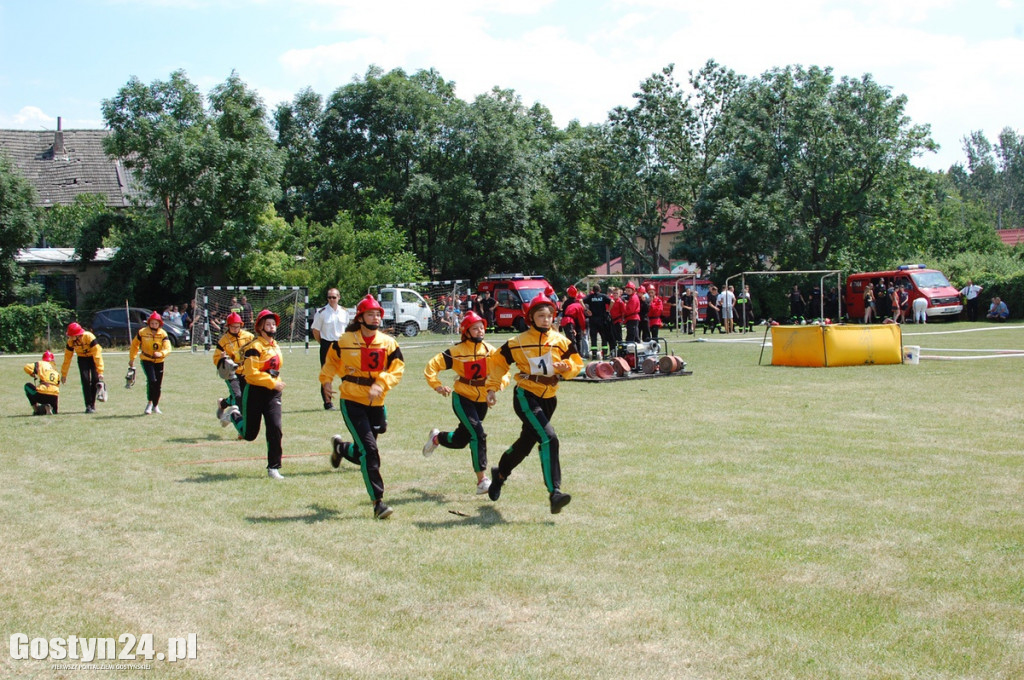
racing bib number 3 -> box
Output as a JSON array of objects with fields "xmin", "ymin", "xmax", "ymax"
[{"xmin": 361, "ymin": 347, "xmax": 386, "ymax": 372}]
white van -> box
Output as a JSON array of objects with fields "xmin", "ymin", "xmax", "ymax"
[{"xmin": 376, "ymin": 287, "xmax": 432, "ymax": 336}]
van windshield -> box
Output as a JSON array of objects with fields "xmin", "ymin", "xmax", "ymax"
[
  {"xmin": 518, "ymin": 287, "xmax": 547, "ymax": 304},
  {"xmin": 911, "ymin": 271, "xmax": 951, "ymax": 289}
]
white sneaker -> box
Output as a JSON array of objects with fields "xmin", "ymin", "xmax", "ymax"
[
  {"xmin": 267, "ymin": 468, "xmax": 284, "ymax": 480},
  {"xmin": 144, "ymin": 403, "xmax": 153, "ymax": 415},
  {"xmin": 153, "ymin": 406, "xmax": 162, "ymax": 414},
  {"xmin": 422, "ymin": 428, "xmax": 440, "ymax": 457},
  {"xmin": 476, "ymin": 477, "xmax": 492, "ymax": 495},
  {"xmin": 221, "ymin": 405, "xmax": 240, "ymax": 427}
]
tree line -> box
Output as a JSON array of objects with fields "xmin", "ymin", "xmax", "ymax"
[{"xmin": 2, "ymin": 60, "xmax": 1023, "ymax": 310}]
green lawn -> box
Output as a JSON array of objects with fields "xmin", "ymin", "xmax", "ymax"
[{"xmin": 1, "ymin": 323, "xmax": 1022, "ymax": 679}]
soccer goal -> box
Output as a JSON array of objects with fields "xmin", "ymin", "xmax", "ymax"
[{"xmin": 192, "ymin": 286, "xmax": 309, "ymax": 351}]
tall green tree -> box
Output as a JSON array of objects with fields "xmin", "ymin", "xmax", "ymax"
[
  {"xmin": 0, "ymin": 153, "xmax": 38, "ymax": 302},
  {"xmin": 951, "ymin": 127, "xmax": 1024, "ymax": 231},
  {"xmin": 99, "ymin": 70, "xmax": 283, "ymax": 302},
  {"xmin": 592, "ymin": 61, "xmax": 742, "ymax": 274},
  {"xmin": 680, "ymin": 65, "xmax": 935, "ymax": 274},
  {"xmin": 273, "ymin": 87, "xmax": 325, "ymax": 222}
]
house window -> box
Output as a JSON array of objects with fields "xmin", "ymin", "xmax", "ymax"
[{"xmin": 29, "ymin": 273, "xmax": 77, "ymax": 308}]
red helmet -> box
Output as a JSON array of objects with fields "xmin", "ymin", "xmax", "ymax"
[
  {"xmin": 544, "ymin": 285, "xmax": 555, "ymax": 296},
  {"xmin": 460, "ymin": 311, "xmax": 485, "ymax": 336},
  {"xmin": 526, "ymin": 294, "xmax": 556, "ymax": 320},
  {"xmin": 225, "ymin": 312, "xmax": 243, "ymax": 325},
  {"xmin": 147, "ymin": 311, "xmax": 163, "ymax": 326},
  {"xmin": 255, "ymin": 309, "xmax": 280, "ymax": 330},
  {"xmin": 625, "ymin": 282, "xmax": 636, "ymax": 291},
  {"xmin": 67, "ymin": 322, "xmax": 84, "ymax": 336},
  {"xmin": 566, "ymin": 285, "xmax": 579, "ymax": 299},
  {"xmin": 356, "ymin": 294, "xmax": 384, "ymax": 316},
  {"xmin": 42, "ymin": 350, "xmax": 55, "ymax": 362}
]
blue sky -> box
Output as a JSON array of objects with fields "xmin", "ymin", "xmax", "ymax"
[{"xmin": 2, "ymin": 0, "xmax": 1022, "ymax": 171}]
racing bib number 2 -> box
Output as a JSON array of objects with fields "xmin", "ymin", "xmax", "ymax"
[
  {"xmin": 527, "ymin": 351, "xmax": 555, "ymax": 377},
  {"xmin": 464, "ymin": 357, "xmax": 487, "ymax": 380}
]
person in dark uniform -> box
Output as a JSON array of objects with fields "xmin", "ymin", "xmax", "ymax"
[
  {"xmin": 24, "ymin": 350, "xmax": 60, "ymax": 415},
  {"xmin": 582, "ymin": 284, "xmax": 612, "ymax": 359},
  {"xmin": 240, "ymin": 310, "xmax": 287, "ymax": 480},
  {"xmin": 485, "ymin": 294, "xmax": 584, "ymax": 514},
  {"xmin": 323, "ymin": 295, "xmax": 406, "ymax": 519},
  {"xmin": 60, "ymin": 322, "xmax": 104, "ymax": 414}
]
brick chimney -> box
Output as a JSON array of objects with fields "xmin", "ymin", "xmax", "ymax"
[{"xmin": 53, "ymin": 117, "xmax": 65, "ymax": 158}]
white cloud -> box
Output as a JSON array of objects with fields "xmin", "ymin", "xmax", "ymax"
[{"xmin": 0, "ymin": 106, "xmax": 54, "ymax": 129}]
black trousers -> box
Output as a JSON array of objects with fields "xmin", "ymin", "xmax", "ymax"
[
  {"xmin": 77, "ymin": 356, "xmax": 100, "ymax": 409},
  {"xmin": 625, "ymin": 319, "xmax": 640, "ymax": 343},
  {"xmin": 966, "ymin": 297, "xmax": 980, "ymax": 322},
  {"xmin": 142, "ymin": 360, "xmax": 164, "ymax": 405},
  {"xmin": 319, "ymin": 338, "xmax": 335, "ymax": 405},
  {"xmin": 438, "ymin": 394, "xmax": 488, "ymax": 473},
  {"xmin": 340, "ymin": 400, "xmax": 388, "ymax": 502},
  {"xmin": 589, "ymin": 318, "xmax": 611, "ymax": 352},
  {"xmin": 242, "ymin": 383, "xmax": 283, "ymax": 469},
  {"xmin": 496, "ymin": 386, "xmax": 561, "ymax": 494},
  {"xmin": 24, "ymin": 384, "xmax": 59, "ymax": 413}
]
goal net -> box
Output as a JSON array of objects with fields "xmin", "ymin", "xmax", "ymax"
[
  {"xmin": 368, "ymin": 280, "xmax": 470, "ymax": 336},
  {"xmin": 192, "ymin": 286, "xmax": 309, "ymax": 351}
]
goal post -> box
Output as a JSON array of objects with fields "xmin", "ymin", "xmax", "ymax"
[
  {"xmin": 723, "ymin": 270, "xmax": 842, "ymax": 323},
  {"xmin": 192, "ymin": 286, "xmax": 309, "ymax": 352}
]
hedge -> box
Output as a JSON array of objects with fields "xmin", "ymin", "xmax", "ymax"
[{"xmin": 0, "ymin": 302, "xmax": 75, "ymax": 354}]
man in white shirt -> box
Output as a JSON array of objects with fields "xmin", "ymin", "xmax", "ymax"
[
  {"xmin": 959, "ymin": 280, "xmax": 983, "ymax": 322},
  {"xmin": 311, "ymin": 288, "xmax": 349, "ymax": 410},
  {"xmin": 717, "ymin": 285, "xmax": 737, "ymax": 333}
]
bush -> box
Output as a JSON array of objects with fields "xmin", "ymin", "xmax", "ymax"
[
  {"xmin": 935, "ymin": 249, "xmax": 1024, "ymax": 319},
  {"xmin": 0, "ymin": 302, "xmax": 74, "ymax": 353}
]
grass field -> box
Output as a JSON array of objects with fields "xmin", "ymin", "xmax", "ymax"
[{"xmin": 1, "ymin": 323, "xmax": 1022, "ymax": 679}]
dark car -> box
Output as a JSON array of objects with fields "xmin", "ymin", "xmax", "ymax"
[{"xmin": 91, "ymin": 307, "xmax": 190, "ymax": 348}]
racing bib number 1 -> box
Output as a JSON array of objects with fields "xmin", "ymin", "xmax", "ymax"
[
  {"xmin": 361, "ymin": 347, "xmax": 386, "ymax": 372},
  {"xmin": 527, "ymin": 351, "xmax": 555, "ymax": 377}
]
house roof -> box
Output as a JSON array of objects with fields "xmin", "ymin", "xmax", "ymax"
[
  {"xmin": 998, "ymin": 228, "xmax": 1024, "ymax": 247},
  {"xmin": 0, "ymin": 125, "xmax": 141, "ymax": 208},
  {"xmin": 16, "ymin": 247, "xmax": 118, "ymax": 265}
]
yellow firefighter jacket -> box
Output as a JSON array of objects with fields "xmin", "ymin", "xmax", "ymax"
[
  {"xmin": 241, "ymin": 335, "xmax": 284, "ymax": 390},
  {"xmin": 61, "ymin": 332, "xmax": 104, "ymax": 380},
  {"xmin": 424, "ymin": 339, "xmax": 509, "ymax": 403},
  {"xmin": 486, "ymin": 326, "xmax": 583, "ymax": 399},
  {"xmin": 25, "ymin": 360, "xmax": 61, "ymax": 396},
  {"xmin": 129, "ymin": 326, "xmax": 172, "ymax": 364},
  {"xmin": 320, "ymin": 330, "xmax": 404, "ymax": 407}
]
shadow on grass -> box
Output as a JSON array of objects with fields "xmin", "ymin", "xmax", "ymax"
[
  {"xmin": 412, "ymin": 504, "xmax": 510, "ymax": 530},
  {"xmin": 178, "ymin": 468, "xmax": 336, "ymax": 483},
  {"xmin": 245, "ymin": 503, "xmax": 341, "ymax": 525},
  {"xmin": 177, "ymin": 471, "xmax": 245, "ymax": 483},
  {"xmin": 167, "ymin": 433, "xmax": 223, "ymax": 444}
]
